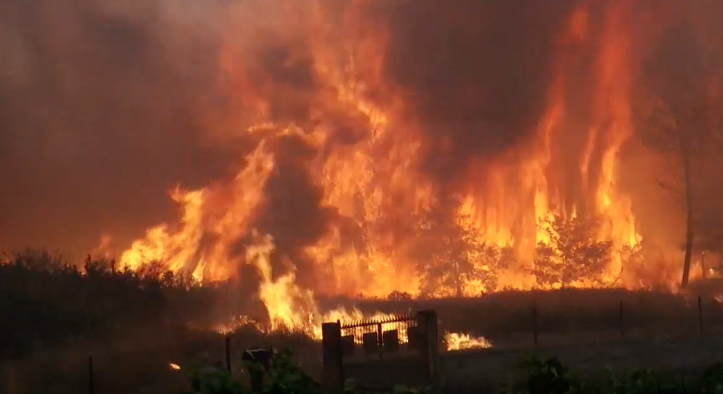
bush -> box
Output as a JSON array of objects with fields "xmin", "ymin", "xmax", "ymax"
[
  {"xmin": 182, "ymin": 349, "xmax": 424, "ymax": 394},
  {"xmin": 184, "ymin": 351, "xmax": 723, "ymax": 394},
  {"xmin": 0, "ymin": 249, "xmax": 216, "ymax": 359},
  {"xmin": 510, "ymin": 355, "xmax": 723, "ymax": 394}
]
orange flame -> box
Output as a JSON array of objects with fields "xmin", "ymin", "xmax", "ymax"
[
  {"xmin": 113, "ymin": 0, "xmax": 715, "ymax": 333},
  {"xmin": 444, "ymin": 333, "xmax": 493, "ymax": 351}
]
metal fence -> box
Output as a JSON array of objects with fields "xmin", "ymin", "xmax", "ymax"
[{"xmin": 338, "ymin": 313, "xmax": 420, "ymax": 360}]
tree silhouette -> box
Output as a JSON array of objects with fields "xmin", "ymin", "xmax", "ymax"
[
  {"xmin": 616, "ymin": 242, "xmax": 644, "ymax": 286},
  {"xmin": 636, "ymin": 22, "xmax": 722, "ymax": 287},
  {"xmin": 412, "ymin": 196, "xmax": 507, "ymax": 297},
  {"xmin": 532, "ymin": 214, "xmax": 612, "ymax": 288}
]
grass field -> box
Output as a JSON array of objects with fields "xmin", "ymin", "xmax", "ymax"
[
  {"xmin": 3, "ymin": 253, "xmax": 723, "ymax": 393},
  {"xmin": 5, "ymin": 289, "xmax": 723, "ymax": 393}
]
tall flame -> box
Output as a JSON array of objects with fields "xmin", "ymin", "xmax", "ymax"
[{"xmin": 114, "ymin": 0, "xmax": 713, "ymax": 330}]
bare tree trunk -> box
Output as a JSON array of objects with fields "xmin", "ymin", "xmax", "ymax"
[
  {"xmin": 702, "ymin": 252, "xmax": 707, "ymax": 280},
  {"xmin": 681, "ymin": 151, "xmax": 694, "ymax": 287},
  {"xmin": 453, "ymin": 262, "xmax": 463, "ymax": 298}
]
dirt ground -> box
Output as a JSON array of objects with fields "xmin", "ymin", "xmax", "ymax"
[{"xmin": 5, "ymin": 288, "xmax": 723, "ymax": 393}]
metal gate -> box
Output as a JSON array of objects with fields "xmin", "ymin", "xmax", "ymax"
[{"xmin": 338, "ymin": 313, "xmax": 422, "ymax": 360}]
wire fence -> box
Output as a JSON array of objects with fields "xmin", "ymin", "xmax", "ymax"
[{"xmin": 434, "ymin": 294, "xmax": 723, "ymax": 352}]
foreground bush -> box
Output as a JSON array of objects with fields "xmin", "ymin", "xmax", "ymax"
[
  {"xmin": 509, "ymin": 355, "xmax": 723, "ymax": 394},
  {"xmin": 183, "ymin": 349, "xmax": 425, "ymax": 394},
  {"xmin": 184, "ymin": 349, "xmax": 723, "ymax": 394}
]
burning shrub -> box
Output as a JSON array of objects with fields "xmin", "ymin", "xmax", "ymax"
[
  {"xmin": 413, "ymin": 196, "xmax": 511, "ymax": 297},
  {"xmin": 532, "ymin": 214, "xmax": 613, "ymax": 288}
]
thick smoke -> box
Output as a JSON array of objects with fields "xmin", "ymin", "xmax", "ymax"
[
  {"xmin": 0, "ymin": 0, "xmax": 236, "ymax": 252},
  {"xmin": 382, "ymin": 0, "xmax": 579, "ymax": 183}
]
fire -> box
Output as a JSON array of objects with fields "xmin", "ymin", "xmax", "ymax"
[
  {"xmin": 110, "ymin": 0, "xmax": 717, "ymax": 330},
  {"xmin": 444, "ymin": 333, "xmax": 493, "ymax": 351},
  {"xmin": 201, "ymin": 232, "xmax": 400, "ymax": 340},
  {"xmin": 120, "ymin": 143, "xmax": 275, "ymax": 281},
  {"xmin": 169, "ymin": 363, "xmax": 181, "ymax": 371}
]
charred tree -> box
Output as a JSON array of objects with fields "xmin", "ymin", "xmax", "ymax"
[
  {"xmin": 636, "ymin": 22, "xmax": 721, "ymax": 287},
  {"xmin": 682, "ymin": 145, "xmax": 694, "ymax": 286},
  {"xmin": 412, "ymin": 195, "xmax": 506, "ymax": 296},
  {"xmin": 532, "ymin": 213, "xmax": 612, "ymax": 288}
]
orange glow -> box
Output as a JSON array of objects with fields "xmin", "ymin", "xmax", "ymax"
[
  {"xmin": 444, "ymin": 333, "xmax": 493, "ymax": 351},
  {"xmin": 112, "ymin": 0, "xmax": 719, "ymax": 334}
]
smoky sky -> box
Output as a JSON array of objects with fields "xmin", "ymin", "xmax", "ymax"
[
  {"xmin": 1, "ymin": 0, "xmax": 720, "ymax": 261},
  {"xmin": 0, "ymin": 0, "xmax": 237, "ymax": 252},
  {"xmin": 382, "ymin": 0, "xmax": 579, "ymax": 182}
]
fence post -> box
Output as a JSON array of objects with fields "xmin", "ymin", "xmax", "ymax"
[
  {"xmin": 322, "ymin": 322, "xmax": 344, "ymax": 394},
  {"xmin": 416, "ymin": 310, "xmax": 440, "ymax": 388},
  {"xmin": 698, "ymin": 295, "xmax": 704, "ymax": 335},
  {"xmin": 532, "ymin": 305, "xmax": 538, "ymax": 347},
  {"xmin": 88, "ymin": 355, "xmax": 95, "ymax": 394},
  {"xmin": 225, "ymin": 335, "xmax": 232, "ymax": 373},
  {"xmin": 619, "ymin": 300, "xmax": 624, "ymax": 339},
  {"xmin": 377, "ymin": 322, "xmax": 383, "ymax": 361}
]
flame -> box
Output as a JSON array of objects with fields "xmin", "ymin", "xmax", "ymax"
[
  {"xmin": 169, "ymin": 363, "xmax": 181, "ymax": 371},
  {"xmin": 444, "ymin": 333, "xmax": 493, "ymax": 351},
  {"xmin": 201, "ymin": 232, "xmax": 399, "ymax": 340},
  {"xmin": 120, "ymin": 143, "xmax": 275, "ymax": 281},
  {"xmin": 111, "ymin": 0, "xmax": 716, "ymax": 332}
]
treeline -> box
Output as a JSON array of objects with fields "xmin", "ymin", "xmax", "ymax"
[
  {"xmin": 0, "ymin": 249, "xmax": 221, "ymax": 360},
  {"xmin": 409, "ymin": 196, "xmax": 647, "ymax": 298}
]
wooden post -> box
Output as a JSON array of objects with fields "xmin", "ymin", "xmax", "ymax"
[
  {"xmin": 377, "ymin": 322, "xmax": 383, "ymax": 360},
  {"xmin": 698, "ymin": 295, "xmax": 704, "ymax": 335},
  {"xmin": 88, "ymin": 356, "xmax": 95, "ymax": 394},
  {"xmin": 225, "ymin": 335, "xmax": 232, "ymax": 373},
  {"xmin": 322, "ymin": 322, "xmax": 344, "ymax": 394},
  {"xmin": 532, "ymin": 305, "xmax": 538, "ymax": 347},
  {"xmin": 619, "ymin": 300, "xmax": 625, "ymax": 339},
  {"xmin": 416, "ymin": 310, "xmax": 440, "ymax": 388}
]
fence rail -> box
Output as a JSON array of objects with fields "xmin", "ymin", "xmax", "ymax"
[{"xmin": 340, "ymin": 313, "xmax": 416, "ymax": 329}]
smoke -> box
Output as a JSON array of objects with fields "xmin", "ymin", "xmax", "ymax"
[
  {"xmin": 0, "ymin": 0, "xmax": 237, "ymax": 252},
  {"xmin": 383, "ymin": 0, "xmax": 579, "ymax": 183}
]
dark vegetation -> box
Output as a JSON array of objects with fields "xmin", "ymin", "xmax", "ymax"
[
  {"xmin": 3, "ymin": 250, "xmax": 723, "ymax": 393},
  {"xmin": 504, "ymin": 355, "xmax": 723, "ymax": 394},
  {"xmin": 184, "ymin": 349, "xmax": 723, "ymax": 394},
  {"xmin": 0, "ymin": 249, "xmax": 319, "ymax": 394},
  {"xmin": 0, "ymin": 249, "xmax": 215, "ymax": 360}
]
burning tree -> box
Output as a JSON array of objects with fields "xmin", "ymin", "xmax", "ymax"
[
  {"xmin": 532, "ymin": 214, "xmax": 613, "ymax": 288},
  {"xmin": 413, "ymin": 196, "xmax": 508, "ymax": 297},
  {"xmin": 637, "ymin": 22, "xmax": 722, "ymax": 287}
]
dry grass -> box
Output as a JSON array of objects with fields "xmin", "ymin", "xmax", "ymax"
[
  {"xmin": 334, "ymin": 288, "xmax": 723, "ymax": 346},
  {"xmin": 441, "ymin": 333, "xmax": 723, "ymax": 393},
  {"xmin": 4, "ymin": 258, "xmax": 723, "ymax": 394}
]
